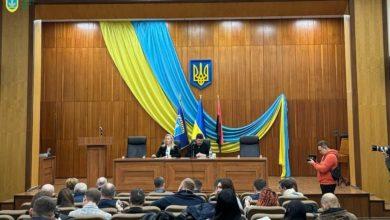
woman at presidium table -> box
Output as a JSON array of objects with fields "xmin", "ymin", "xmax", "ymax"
[{"xmin": 152, "ymin": 134, "xmax": 181, "ymax": 158}]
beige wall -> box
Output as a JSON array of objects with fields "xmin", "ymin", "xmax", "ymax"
[
  {"xmin": 344, "ymin": 15, "xmax": 357, "ymax": 186},
  {"xmin": 0, "ymin": 7, "xmax": 30, "ymax": 200},
  {"xmin": 31, "ymin": 20, "xmax": 42, "ymax": 188},
  {"xmin": 353, "ymin": 0, "xmax": 390, "ymax": 202}
]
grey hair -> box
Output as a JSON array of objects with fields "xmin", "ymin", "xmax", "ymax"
[
  {"xmin": 74, "ymin": 182, "xmax": 88, "ymax": 194},
  {"xmin": 321, "ymin": 193, "xmax": 341, "ymax": 209},
  {"xmin": 41, "ymin": 184, "xmax": 55, "ymax": 195}
]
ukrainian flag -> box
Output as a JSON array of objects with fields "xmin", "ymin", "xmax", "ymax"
[{"xmin": 191, "ymin": 99, "xmax": 207, "ymax": 139}]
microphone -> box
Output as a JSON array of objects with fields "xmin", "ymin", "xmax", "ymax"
[
  {"xmin": 99, "ymin": 126, "xmax": 104, "ymax": 137},
  {"xmin": 190, "ymin": 141, "xmax": 196, "ymax": 158}
]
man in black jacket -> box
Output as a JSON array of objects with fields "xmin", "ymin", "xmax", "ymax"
[
  {"xmin": 124, "ymin": 188, "xmax": 145, "ymax": 214},
  {"xmin": 98, "ymin": 183, "xmax": 122, "ymax": 210},
  {"xmin": 185, "ymin": 134, "xmax": 210, "ymax": 158},
  {"xmin": 151, "ymin": 178, "xmax": 204, "ymax": 210}
]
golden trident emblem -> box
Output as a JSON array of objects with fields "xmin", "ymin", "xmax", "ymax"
[{"xmin": 192, "ymin": 63, "xmax": 209, "ymax": 86}]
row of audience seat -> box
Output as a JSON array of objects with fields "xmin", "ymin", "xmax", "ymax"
[
  {"xmin": 0, "ymin": 205, "xmax": 318, "ymax": 220},
  {"xmin": 0, "ymin": 200, "xmax": 319, "ymax": 220}
]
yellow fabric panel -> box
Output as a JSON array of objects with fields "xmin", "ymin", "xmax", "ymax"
[{"xmin": 100, "ymin": 22, "xmax": 176, "ymax": 133}]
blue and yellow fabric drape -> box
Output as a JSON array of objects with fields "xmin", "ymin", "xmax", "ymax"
[
  {"xmin": 100, "ymin": 21, "xmax": 291, "ymax": 177},
  {"xmin": 191, "ymin": 99, "xmax": 207, "ymax": 140}
]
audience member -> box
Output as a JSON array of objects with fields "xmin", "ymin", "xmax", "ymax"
[
  {"xmin": 257, "ymin": 187, "xmax": 278, "ymax": 206},
  {"xmin": 74, "ymin": 182, "xmax": 87, "ymax": 203},
  {"xmin": 244, "ymin": 178, "xmax": 267, "ymax": 208},
  {"xmin": 98, "ymin": 183, "xmax": 123, "ymax": 211},
  {"xmin": 318, "ymin": 193, "xmax": 357, "ymax": 220},
  {"xmin": 208, "ymin": 178, "xmax": 222, "ymax": 202},
  {"xmin": 151, "ymin": 178, "xmax": 204, "ymax": 210},
  {"xmin": 213, "ymin": 178, "xmax": 222, "ymax": 194},
  {"xmin": 29, "ymin": 191, "xmax": 53, "ymax": 217},
  {"xmin": 279, "ymin": 178, "xmax": 304, "ymax": 197},
  {"xmin": 41, "ymin": 184, "xmax": 55, "ymax": 197},
  {"xmin": 65, "ymin": 178, "xmax": 79, "ymax": 192},
  {"xmin": 193, "ymin": 179, "xmax": 203, "ymax": 193},
  {"xmin": 124, "ymin": 188, "xmax": 145, "ymax": 214},
  {"xmin": 284, "ymin": 200, "xmax": 307, "ymax": 220},
  {"xmin": 251, "ymin": 178, "xmax": 267, "ymax": 200},
  {"xmin": 69, "ymin": 188, "xmax": 112, "ymax": 220},
  {"xmin": 142, "ymin": 211, "xmax": 176, "ymax": 220},
  {"xmin": 216, "ymin": 178, "xmax": 243, "ymax": 210},
  {"xmin": 214, "ymin": 189, "xmax": 243, "ymax": 220},
  {"xmin": 287, "ymin": 177, "xmax": 299, "ymax": 192},
  {"xmin": 57, "ymin": 188, "xmax": 74, "ymax": 207},
  {"xmin": 153, "ymin": 177, "xmax": 167, "ymax": 193},
  {"xmin": 31, "ymin": 196, "xmax": 57, "ymax": 220},
  {"xmin": 96, "ymin": 177, "xmax": 108, "ymax": 190}
]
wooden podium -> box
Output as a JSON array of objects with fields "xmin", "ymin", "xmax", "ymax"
[
  {"xmin": 78, "ymin": 137, "xmax": 112, "ymax": 187},
  {"xmin": 39, "ymin": 156, "xmax": 56, "ymax": 185}
]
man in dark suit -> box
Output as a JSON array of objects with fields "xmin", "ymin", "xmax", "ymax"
[
  {"xmin": 151, "ymin": 178, "xmax": 204, "ymax": 210},
  {"xmin": 185, "ymin": 133, "xmax": 210, "ymax": 158}
]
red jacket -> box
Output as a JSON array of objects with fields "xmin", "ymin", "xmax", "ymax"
[{"xmin": 313, "ymin": 149, "xmax": 338, "ymax": 185}]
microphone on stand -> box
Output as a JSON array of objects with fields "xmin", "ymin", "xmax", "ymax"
[{"xmin": 190, "ymin": 141, "xmax": 195, "ymax": 158}]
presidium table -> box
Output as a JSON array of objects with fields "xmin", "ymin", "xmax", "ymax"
[{"xmin": 113, "ymin": 157, "xmax": 268, "ymax": 192}]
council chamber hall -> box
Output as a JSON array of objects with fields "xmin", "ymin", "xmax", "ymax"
[{"xmin": 0, "ymin": 0, "xmax": 390, "ymax": 219}]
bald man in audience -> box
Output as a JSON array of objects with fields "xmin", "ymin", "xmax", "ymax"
[
  {"xmin": 96, "ymin": 177, "xmax": 108, "ymax": 190},
  {"xmin": 318, "ymin": 193, "xmax": 357, "ymax": 220},
  {"xmin": 151, "ymin": 178, "xmax": 204, "ymax": 210},
  {"xmin": 41, "ymin": 184, "xmax": 55, "ymax": 197},
  {"xmin": 98, "ymin": 183, "xmax": 124, "ymax": 211}
]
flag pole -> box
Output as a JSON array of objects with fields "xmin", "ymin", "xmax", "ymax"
[{"xmin": 217, "ymin": 94, "xmax": 222, "ymax": 154}]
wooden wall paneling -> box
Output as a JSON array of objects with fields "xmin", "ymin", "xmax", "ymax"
[
  {"xmin": 42, "ymin": 23, "xmax": 56, "ymax": 48},
  {"xmin": 42, "ymin": 48, "xmax": 57, "ymax": 102},
  {"xmin": 74, "ymin": 102, "xmax": 88, "ymax": 177},
  {"xmin": 74, "ymin": 48, "xmax": 90, "ymax": 101}
]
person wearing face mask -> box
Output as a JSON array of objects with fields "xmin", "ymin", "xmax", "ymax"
[{"xmin": 153, "ymin": 134, "xmax": 181, "ymax": 158}]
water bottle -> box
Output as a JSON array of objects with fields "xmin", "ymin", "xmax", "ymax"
[
  {"xmin": 209, "ymin": 148, "xmax": 213, "ymax": 159},
  {"xmin": 165, "ymin": 148, "xmax": 170, "ymax": 158}
]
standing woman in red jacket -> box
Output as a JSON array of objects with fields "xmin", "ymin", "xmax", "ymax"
[{"xmin": 308, "ymin": 140, "xmax": 338, "ymax": 194}]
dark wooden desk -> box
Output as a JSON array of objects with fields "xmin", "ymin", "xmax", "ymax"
[{"xmin": 113, "ymin": 157, "xmax": 268, "ymax": 192}]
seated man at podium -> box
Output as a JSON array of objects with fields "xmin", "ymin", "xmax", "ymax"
[
  {"xmin": 154, "ymin": 134, "xmax": 180, "ymax": 158},
  {"xmin": 185, "ymin": 133, "xmax": 210, "ymax": 158}
]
